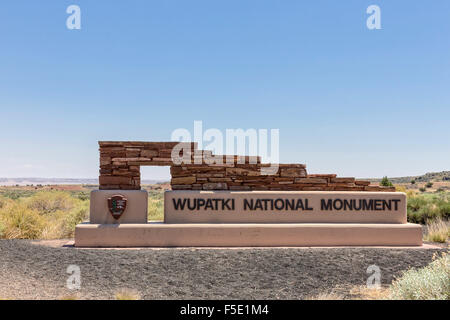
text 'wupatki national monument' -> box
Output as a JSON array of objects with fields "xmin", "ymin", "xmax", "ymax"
[{"xmin": 75, "ymin": 141, "xmax": 422, "ymax": 247}]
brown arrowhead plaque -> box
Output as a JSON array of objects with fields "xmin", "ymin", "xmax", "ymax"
[{"xmin": 107, "ymin": 195, "xmax": 127, "ymax": 220}]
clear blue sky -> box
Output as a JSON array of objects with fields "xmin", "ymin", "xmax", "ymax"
[{"xmin": 0, "ymin": 0, "xmax": 449, "ymax": 180}]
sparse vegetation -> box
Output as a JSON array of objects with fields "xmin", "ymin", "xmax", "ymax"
[
  {"xmin": 407, "ymin": 192, "xmax": 450, "ymax": 224},
  {"xmin": 59, "ymin": 294, "xmax": 79, "ymax": 300},
  {"xmin": 0, "ymin": 185, "xmax": 166, "ymax": 239},
  {"xmin": 388, "ymin": 253, "xmax": 449, "ymax": 300},
  {"xmin": 424, "ymin": 219, "xmax": 449, "ymax": 243},
  {"xmin": 147, "ymin": 190, "xmax": 164, "ymax": 221},
  {"xmin": 306, "ymin": 292, "xmax": 344, "ymax": 300},
  {"xmin": 0, "ymin": 182, "xmax": 448, "ymax": 241},
  {"xmin": 349, "ymin": 285, "xmax": 390, "ymax": 300},
  {"xmin": 114, "ymin": 289, "xmax": 141, "ymax": 300},
  {"xmin": 0, "ymin": 191, "xmax": 89, "ymax": 239},
  {"xmin": 380, "ymin": 176, "xmax": 393, "ymax": 187},
  {"xmin": 369, "ymin": 171, "xmax": 450, "ymax": 184}
]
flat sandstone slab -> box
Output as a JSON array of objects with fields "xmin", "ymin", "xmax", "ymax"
[
  {"xmin": 164, "ymin": 191, "xmax": 407, "ymax": 224},
  {"xmin": 75, "ymin": 223, "xmax": 422, "ymax": 247}
]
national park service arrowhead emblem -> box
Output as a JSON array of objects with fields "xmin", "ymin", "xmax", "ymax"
[{"xmin": 107, "ymin": 195, "xmax": 127, "ymax": 220}]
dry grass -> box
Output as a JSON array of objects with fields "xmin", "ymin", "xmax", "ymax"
[
  {"xmin": 349, "ymin": 286, "xmax": 390, "ymax": 300},
  {"xmin": 0, "ymin": 191, "xmax": 88, "ymax": 239},
  {"xmin": 114, "ymin": 289, "xmax": 141, "ymax": 300},
  {"xmin": 424, "ymin": 219, "xmax": 449, "ymax": 243},
  {"xmin": 59, "ymin": 294, "xmax": 79, "ymax": 300},
  {"xmin": 306, "ymin": 292, "xmax": 344, "ymax": 300},
  {"xmin": 147, "ymin": 191, "xmax": 164, "ymax": 221},
  {"xmin": 0, "ymin": 188, "xmax": 166, "ymax": 239},
  {"xmin": 388, "ymin": 252, "xmax": 449, "ymax": 300}
]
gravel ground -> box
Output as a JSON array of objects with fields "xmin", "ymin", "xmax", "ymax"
[{"xmin": 0, "ymin": 240, "xmax": 446, "ymax": 300}]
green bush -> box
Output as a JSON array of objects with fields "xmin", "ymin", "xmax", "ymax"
[
  {"xmin": 419, "ymin": 187, "xmax": 426, "ymax": 192},
  {"xmin": 380, "ymin": 176, "xmax": 393, "ymax": 187},
  {"xmin": 148, "ymin": 190, "xmax": 164, "ymax": 221},
  {"xmin": 426, "ymin": 182, "xmax": 433, "ymax": 188},
  {"xmin": 410, "ymin": 180, "xmax": 416, "ymax": 185},
  {"xmin": 407, "ymin": 193, "xmax": 450, "ymax": 224},
  {"xmin": 25, "ymin": 191, "xmax": 75, "ymax": 214},
  {"xmin": 389, "ymin": 253, "xmax": 449, "ymax": 300}
]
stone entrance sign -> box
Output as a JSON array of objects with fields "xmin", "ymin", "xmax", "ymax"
[{"xmin": 74, "ymin": 141, "xmax": 422, "ymax": 247}]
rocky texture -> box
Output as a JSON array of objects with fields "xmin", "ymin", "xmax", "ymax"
[
  {"xmin": 0, "ymin": 240, "xmax": 443, "ymax": 300},
  {"xmin": 98, "ymin": 141, "xmax": 395, "ymax": 192}
]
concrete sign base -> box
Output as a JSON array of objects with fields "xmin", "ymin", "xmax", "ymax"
[{"xmin": 75, "ymin": 222, "xmax": 422, "ymax": 247}]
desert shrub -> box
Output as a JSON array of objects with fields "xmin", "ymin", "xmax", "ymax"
[
  {"xmin": 407, "ymin": 193, "xmax": 450, "ymax": 224},
  {"xmin": 0, "ymin": 191, "xmax": 89, "ymax": 239},
  {"xmin": 0, "ymin": 196, "xmax": 12, "ymax": 210},
  {"xmin": 0, "ymin": 202, "xmax": 46, "ymax": 239},
  {"xmin": 426, "ymin": 182, "xmax": 433, "ymax": 188},
  {"xmin": 114, "ymin": 289, "xmax": 141, "ymax": 300},
  {"xmin": 148, "ymin": 190, "xmax": 164, "ymax": 221},
  {"xmin": 389, "ymin": 253, "xmax": 449, "ymax": 300},
  {"xmin": 406, "ymin": 190, "xmax": 416, "ymax": 198},
  {"xmin": 62, "ymin": 202, "xmax": 89, "ymax": 237},
  {"xmin": 411, "ymin": 180, "xmax": 416, "ymax": 184},
  {"xmin": 424, "ymin": 219, "xmax": 449, "ymax": 243},
  {"xmin": 395, "ymin": 186, "xmax": 407, "ymax": 193},
  {"xmin": 380, "ymin": 176, "xmax": 393, "ymax": 187},
  {"xmin": 419, "ymin": 187, "xmax": 426, "ymax": 192},
  {"xmin": 76, "ymin": 191, "xmax": 90, "ymax": 201},
  {"xmin": 25, "ymin": 191, "xmax": 75, "ymax": 214}
]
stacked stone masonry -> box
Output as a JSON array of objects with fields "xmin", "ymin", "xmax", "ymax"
[{"xmin": 99, "ymin": 141, "xmax": 395, "ymax": 192}]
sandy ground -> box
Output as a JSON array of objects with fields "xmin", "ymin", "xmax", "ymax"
[{"xmin": 0, "ymin": 239, "xmax": 446, "ymax": 300}]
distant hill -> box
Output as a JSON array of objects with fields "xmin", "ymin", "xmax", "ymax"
[
  {"xmin": 0, "ymin": 178, "xmax": 168, "ymax": 186},
  {"xmin": 368, "ymin": 171, "xmax": 450, "ymax": 184}
]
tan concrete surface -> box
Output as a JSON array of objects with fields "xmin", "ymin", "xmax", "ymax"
[
  {"xmin": 164, "ymin": 191, "xmax": 407, "ymax": 224},
  {"xmin": 90, "ymin": 190, "xmax": 148, "ymax": 224},
  {"xmin": 75, "ymin": 222, "xmax": 422, "ymax": 247}
]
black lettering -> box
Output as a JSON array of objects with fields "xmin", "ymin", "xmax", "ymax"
[
  {"xmin": 254, "ymin": 199, "xmax": 263, "ymax": 210},
  {"xmin": 187, "ymin": 199, "xmax": 196, "ymax": 210},
  {"xmin": 343, "ymin": 199, "xmax": 353, "ymax": 210},
  {"xmin": 197, "ymin": 199, "xmax": 205, "ymax": 209},
  {"xmin": 354, "ymin": 199, "xmax": 362, "ymax": 210},
  {"xmin": 172, "ymin": 198, "xmax": 186, "ymax": 210},
  {"xmin": 321, "ymin": 199, "xmax": 333, "ymax": 210},
  {"xmin": 274, "ymin": 199, "xmax": 284, "ymax": 210},
  {"xmin": 392, "ymin": 199, "xmax": 400, "ymax": 211},
  {"xmin": 374, "ymin": 199, "xmax": 382, "ymax": 210},
  {"xmin": 362, "ymin": 199, "xmax": 373, "ymax": 211},
  {"xmin": 244, "ymin": 199, "xmax": 253, "ymax": 210},
  {"xmin": 295, "ymin": 199, "xmax": 305, "ymax": 210},
  {"xmin": 305, "ymin": 199, "xmax": 313, "ymax": 211},
  {"xmin": 222, "ymin": 199, "xmax": 232, "ymax": 210},
  {"xmin": 213, "ymin": 199, "xmax": 219, "ymax": 210},
  {"xmin": 205, "ymin": 199, "xmax": 213, "ymax": 210},
  {"xmin": 333, "ymin": 199, "xmax": 343, "ymax": 210},
  {"xmin": 286, "ymin": 199, "xmax": 295, "ymax": 210}
]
